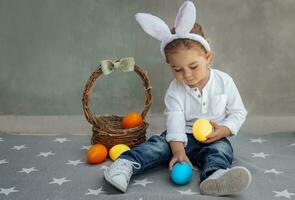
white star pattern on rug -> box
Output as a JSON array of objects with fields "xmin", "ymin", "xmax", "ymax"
[
  {"xmin": 192, "ymin": 167, "xmax": 200, "ymax": 172},
  {"xmin": 10, "ymin": 144, "xmax": 28, "ymax": 150},
  {"xmin": 264, "ymin": 169, "xmax": 283, "ymax": 175},
  {"xmin": 54, "ymin": 137, "xmax": 70, "ymax": 143},
  {"xmin": 250, "ymin": 138, "xmax": 266, "ymax": 143},
  {"xmin": 18, "ymin": 167, "xmax": 38, "ymax": 174},
  {"xmin": 66, "ymin": 160, "xmax": 83, "ymax": 166},
  {"xmin": 100, "ymin": 165, "xmax": 109, "ymax": 170},
  {"xmin": 0, "ymin": 137, "xmax": 3, "ymax": 142},
  {"xmin": 232, "ymin": 160, "xmax": 238, "ymax": 164},
  {"xmin": 132, "ymin": 178, "xmax": 153, "ymax": 187},
  {"xmin": 49, "ymin": 177, "xmax": 71, "ymax": 186},
  {"xmin": 0, "ymin": 133, "xmax": 295, "ymax": 199},
  {"xmin": 273, "ymin": 189, "xmax": 295, "ymax": 199},
  {"xmin": 0, "ymin": 159, "xmax": 8, "ymax": 165},
  {"xmin": 252, "ymin": 152, "xmax": 271, "ymax": 159},
  {"xmin": 0, "ymin": 187, "xmax": 19, "ymax": 196},
  {"xmin": 177, "ymin": 189, "xmax": 198, "ymax": 195},
  {"xmin": 85, "ymin": 187, "xmax": 104, "ymax": 195},
  {"xmin": 80, "ymin": 145, "xmax": 91, "ymax": 150},
  {"xmin": 37, "ymin": 151, "xmax": 55, "ymax": 157}
]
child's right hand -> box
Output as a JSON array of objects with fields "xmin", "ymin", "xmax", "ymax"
[
  {"xmin": 168, "ymin": 141, "xmax": 193, "ymax": 171},
  {"xmin": 169, "ymin": 151, "xmax": 193, "ymax": 171}
]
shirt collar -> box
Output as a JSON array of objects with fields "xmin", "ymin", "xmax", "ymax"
[
  {"xmin": 203, "ymin": 68, "xmax": 213, "ymax": 92},
  {"xmin": 183, "ymin": 68, "xmax": 213, "ymax": 93}
]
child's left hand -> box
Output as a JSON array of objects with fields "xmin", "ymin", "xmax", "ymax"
[{"xmin": 203, "ymin": 121, "xmax": 231, "ymax": 144}]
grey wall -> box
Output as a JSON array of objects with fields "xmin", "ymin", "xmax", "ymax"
[{"xmin": 0, "ymin": 0, "xmax": 295, "ymax": 116}]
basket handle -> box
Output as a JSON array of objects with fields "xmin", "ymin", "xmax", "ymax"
[{"xmin": 82, "ymin": 64, "xmax": 152, "ymax": 129}]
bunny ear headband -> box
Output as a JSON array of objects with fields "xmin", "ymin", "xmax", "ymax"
[{"xmin": 135, "ymin": 1, "xmax": 211, "ymax": 60}]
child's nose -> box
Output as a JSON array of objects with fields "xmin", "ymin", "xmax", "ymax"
[{"xmin": 183, "ymin": 70, "xmax": 192, "ymax": 78}]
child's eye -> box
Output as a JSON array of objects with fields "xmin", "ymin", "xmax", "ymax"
[
  {"xmin": 190, "ymin": 65, "xmax": 198, "ymax": 70},
  {"xmin": 174, "ymin": 68, "xmax": 182, "ymax": 72}
]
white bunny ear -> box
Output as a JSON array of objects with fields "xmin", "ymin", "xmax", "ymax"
[
  {"xmin": 174, "ymin": 1, "xmax": 196, "ymax": 37},
  {"xmin": 135, "ymin": 13, "xmax": 172, "ymax": 41}
]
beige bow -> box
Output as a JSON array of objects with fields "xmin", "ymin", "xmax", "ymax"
[{"xmin": 101, "ymin": 57, "xmax": 135, "ymax": 75}]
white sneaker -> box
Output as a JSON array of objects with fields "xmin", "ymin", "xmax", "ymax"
[
  {"xmin": 104, "ymin": 158, "xmax": 141, "ymax": 192},
  {"xmin": 200, "ymin": 166, "xmax": 252, "ymax": 196}
]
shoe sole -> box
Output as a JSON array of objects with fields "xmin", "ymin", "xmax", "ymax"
[{"xmin": 200, "ymin": 166, "xmax": 251, "ymax": 196}]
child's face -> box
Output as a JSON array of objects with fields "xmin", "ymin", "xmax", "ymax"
[{"xmin": 166, "ymin": 47, "xmax": 212, "ymax": 89}]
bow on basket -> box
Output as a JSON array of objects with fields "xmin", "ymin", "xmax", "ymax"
[{"xmin": 101, "ymin": 57, "xmax": 135, "ymax": 75}]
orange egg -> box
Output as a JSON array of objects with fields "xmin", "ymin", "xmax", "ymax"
[
  {"xmin": 122, "ymin": 112, "xmax": 143, "ymax": 129},
  {"xmin": 86, "ymin": 144, "xmax": 108, "ymax": 164}
]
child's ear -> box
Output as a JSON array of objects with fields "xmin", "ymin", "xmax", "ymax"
[
  {"xmin": 205, "ymin": 51, "xmax": 213, "ymax": 62},
  {"xmin": 206, "ymin": 51, "xmax": 213, "ymax": 66}
]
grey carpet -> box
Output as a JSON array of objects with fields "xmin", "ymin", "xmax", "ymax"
[{"xmin": 0, "ymin": 131, "xmax": 294, "ymax": 200}]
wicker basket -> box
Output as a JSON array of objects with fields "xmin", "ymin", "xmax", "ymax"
[{"xmin": 82, "ymin": 61, "xmax": 152, "ymax": 150}]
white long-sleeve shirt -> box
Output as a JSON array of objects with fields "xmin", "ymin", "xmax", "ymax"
[{"xmin": 164, "ymin": 68, "xmax": 247, "ymax": 146}]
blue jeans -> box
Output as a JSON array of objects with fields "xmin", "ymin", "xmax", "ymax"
[{"xmin": 120, "ymin": 131, "xmax": 233, "ymax": 181}]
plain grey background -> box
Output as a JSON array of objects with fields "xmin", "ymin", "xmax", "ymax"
[{"xmin": 1, "ymin": 0, "xmax": 295, "ymax": 116}]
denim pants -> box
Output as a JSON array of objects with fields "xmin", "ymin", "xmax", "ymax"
[{"xmin": 120, "ymin": 131, "xmax": 233, "ymax": 181}]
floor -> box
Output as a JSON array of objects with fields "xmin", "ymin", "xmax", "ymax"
[
  {"xmin": 1, "ymin": 115, "xmax": 295, "ymax": 199},
  {"xmin": 0, "ymin": 131, "xmax": 294, "ymax": 200}
]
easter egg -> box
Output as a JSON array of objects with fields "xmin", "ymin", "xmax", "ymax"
[
  {"xmin": 109, "ymin": 144, "xmax": 130, "ymax": 161},
  {"xmin": 192, "ymin": 119, "xmax": 213, "ymax": 142},
  {"xmin": 170, "ymin": 162, "xmax": 193, "ymax": 185},
  {"xmin": 86, "ymin": 144, "xmax": 108, "ymax": 164},
  {"xmin": 122, "ymin": 112, "xmax": 143, "ymax": 129}
]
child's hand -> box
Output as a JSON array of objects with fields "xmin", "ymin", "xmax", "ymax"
[
  {"xmin": 169, "ymin": 151, "xmax": 193, "ymax": 171},
  {"xmin": 204, "ymin": 121, "xmax": 231, "ymax": 144},
  {"xmin": 168, "ymin": 141, "xmax": 193, "ymax": 171}
]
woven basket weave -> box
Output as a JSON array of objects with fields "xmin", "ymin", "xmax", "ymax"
[{"xmin": 82, "ymin": 62, "xmax": 152, "ymax": 149}]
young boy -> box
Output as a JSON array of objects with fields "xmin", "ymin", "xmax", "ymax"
[{"xmin": 104, "ymin": 1, "xmax": 251, "ymax": 196}]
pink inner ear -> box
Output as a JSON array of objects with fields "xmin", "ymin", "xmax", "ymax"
[{"xmin": 175, "ymin": 2, "xmax": 187, "ymax": 28}]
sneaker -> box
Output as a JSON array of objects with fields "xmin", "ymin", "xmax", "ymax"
[
  {"xmin": 104, "ymin": 158, "xmax": 141, "ymax": 192},
  {"xmin": 200, "ymin": 166, "xmax": 251, "ymax": 196}
]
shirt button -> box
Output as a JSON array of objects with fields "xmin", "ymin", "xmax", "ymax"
[
  {"xmin": 198, "ymin": 95, "xmax": 201, "ymax": 98},
  {"xmin": 203, "ymin": 102, "xmax": 206, "ymax": 106}
]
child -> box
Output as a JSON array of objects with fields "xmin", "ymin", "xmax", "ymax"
[{"xmin": 104, "ymin": 1, "xmax": 251, "ymax": 196}]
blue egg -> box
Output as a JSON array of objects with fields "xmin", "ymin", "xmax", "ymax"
[{"xmin": 170, "ymin": 162, "xmax": 193, "ymax": 185}]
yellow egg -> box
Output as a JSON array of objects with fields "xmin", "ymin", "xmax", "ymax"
[
  {"xmin": 192, "ymin": 119, "xmax": 213, "ymax": 142},
  {"xmin": 109, "ymin": 144, "xmax": 130, "ymax": 161}
]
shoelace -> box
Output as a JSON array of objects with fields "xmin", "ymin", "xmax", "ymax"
[{"xmin": 109, "ymin": 159, "xmax": 141, "ymax": 179}]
